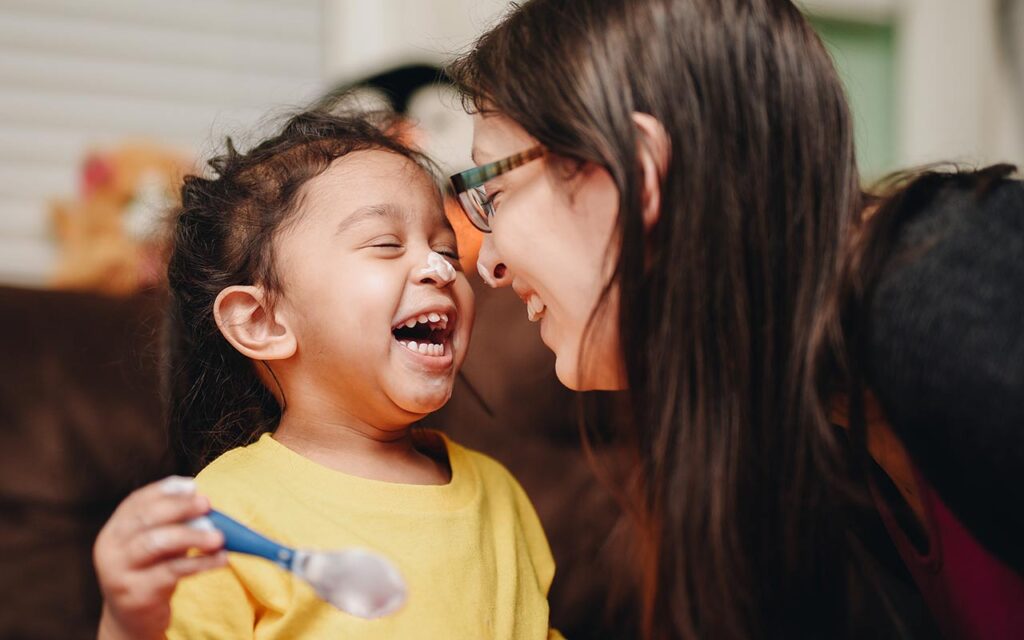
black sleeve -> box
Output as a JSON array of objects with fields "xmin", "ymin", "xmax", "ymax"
[{"xmin": 867, "ymin": 182, "xmax": 1024, "ymax": 577}]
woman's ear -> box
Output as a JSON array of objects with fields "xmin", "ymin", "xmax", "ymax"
[
  {"xmin": 213, "ymin": 285, "xmax": 296, "ymax": 361},
  {"xmin": 632, "ymin": 112, "xmax": 670, "ymax": 231}
]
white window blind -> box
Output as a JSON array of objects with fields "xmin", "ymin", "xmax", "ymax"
[{"xmin": 0, "ymin": 0, "xmax": 325, "ymax": 286}]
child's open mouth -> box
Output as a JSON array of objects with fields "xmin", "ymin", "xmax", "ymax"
[{"xmin": 390, "ymin": 309, "xmax": 455, "ymax": 358}]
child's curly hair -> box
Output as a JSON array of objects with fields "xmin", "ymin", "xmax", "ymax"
[{"xmin": 166, "ymin": 106, "xmax": 434, "ymax": 473}]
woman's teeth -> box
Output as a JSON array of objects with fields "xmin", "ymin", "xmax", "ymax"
[
  {"xmin": 398, "ymin": 340, "xmax": 446, "ymax": 357},
  {"xmin": 526, "ymin": 294, "xmax": 547, "ymax": 322}
]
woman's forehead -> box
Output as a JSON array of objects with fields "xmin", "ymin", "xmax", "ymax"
[{"xmin": 471, "ymin": 112, "xmax": 534, "ymax": 164}]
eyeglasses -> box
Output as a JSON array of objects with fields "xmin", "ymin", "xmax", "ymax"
[{"xmin": 449, "ymin": 146, "xmax": 545, "ymax": 233}]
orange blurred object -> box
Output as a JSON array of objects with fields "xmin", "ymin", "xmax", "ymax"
[
  {"xmin": 50, "ymin": 142, "xmax": 192, "ymax": 295},
  {"xmin": 445, "ymin": 195, "xmax": 482, "ymax": 274}
]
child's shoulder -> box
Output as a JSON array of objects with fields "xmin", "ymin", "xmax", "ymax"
[
  {"xmin": 442, "ymin": 433, "xmax": 553, "ymax": 561},
  {"xmin": 194, "ymin": 433, "xmax": 278, "ymax": 502}
]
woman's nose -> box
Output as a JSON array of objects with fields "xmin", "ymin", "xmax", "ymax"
[{"xmin": 476, "ymin": 234, "xmax": 513, "ymax": 288}]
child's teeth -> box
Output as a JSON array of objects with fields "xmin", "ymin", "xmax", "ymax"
[
  {"xmin": 405, "ymin": 318, "xmax": 417, "ymax": 328},
  {"xmin": 440, "ymin": 313, "xmax": 448, "ymax": 324},
  {"xmin": 397, "ymin": 340, "xmax": 447, "ymax": 356},
  {"xmin": 418, "ymin": 314, "xmax": 429, "ymax": 324},
  {"xmin": 428, "ymin": 312, "xmax": 441, "ymax": 323}
]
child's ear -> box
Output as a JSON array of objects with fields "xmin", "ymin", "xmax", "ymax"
[
  {"xmin": 632, "ymin": 112, "xmax": 670, "ymax": 232},
  {"xmin": 213, "ymin": 285, "xmax": 296, "ymax": 361}
]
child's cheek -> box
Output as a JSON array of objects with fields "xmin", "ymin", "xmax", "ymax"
[
  {"xmin": 452, "ymin": 276, "xmax": 475, "ymax": 330},
  {"xmin": 453, "ymin": 276, "xmax": 476, "ymax": 368},
  {"xmin": 353, "ymin": 267, "xmax": 399, "ymax": 322}
]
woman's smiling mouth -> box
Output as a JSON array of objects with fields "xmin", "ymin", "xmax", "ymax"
[
  {"xmin": 525, "ymin": 294, "xmax": 547, "ymax": 323},
  {"xmin": 512, "ymin": 280, "xmax": 547, "ymax": 323}
]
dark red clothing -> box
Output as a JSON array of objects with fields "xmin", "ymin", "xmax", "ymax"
[{"xmin": 873, "ymin": 464, "xmax": 1024, "ymax": 640}]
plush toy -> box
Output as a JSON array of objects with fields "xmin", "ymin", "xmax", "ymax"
[{"xmin": 50, "ymin": 142, "xmax": 192, "ymax": 295}]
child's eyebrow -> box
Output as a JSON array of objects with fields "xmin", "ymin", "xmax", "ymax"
[{"xmin": 335, "ymin": 203, "xmax": 406, "ymax": 236}]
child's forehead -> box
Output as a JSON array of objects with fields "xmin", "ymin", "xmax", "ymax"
[
  {"xmin": 302, "ymin": 150, "xmax": 448, "ymax": 228},
  {"xmin": 316, "ymin": 149, "xmax": 436, "ymax": 193}
]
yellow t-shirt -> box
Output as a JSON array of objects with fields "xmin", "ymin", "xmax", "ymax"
[{"xmin": 167, "ymin": 431, "xmax": 563, "ymax": 639}]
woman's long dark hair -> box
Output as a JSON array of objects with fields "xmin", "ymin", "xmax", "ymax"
[
  {"xmin": 166, "ymin": 108, "xmax": 429, "ymax": 473},
  {"xmin": 450, "ymin": 1, "xmax": 861, "ymax": 637}
]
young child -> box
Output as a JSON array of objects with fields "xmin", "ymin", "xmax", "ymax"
[{"xmin": 93, "ymin": 109, "xmax": 561, "ymax": 639}]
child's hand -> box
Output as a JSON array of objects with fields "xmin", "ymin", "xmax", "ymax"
[{"xmin": 94, "ymin": 476, "xmax": 227, "ymax": 640}]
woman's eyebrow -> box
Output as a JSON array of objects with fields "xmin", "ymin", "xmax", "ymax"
[{"xmin": 335, "ymin": 203, "xmax": 406, "ymax": 236}]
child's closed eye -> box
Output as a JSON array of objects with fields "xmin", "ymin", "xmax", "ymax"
[
  {"xmin": 432, "ymin": 242, "xmax": 462, "ymax": 268},
  {"xmin": 365, "ymin": 235, "xmax": 404, "ymax": 253}
]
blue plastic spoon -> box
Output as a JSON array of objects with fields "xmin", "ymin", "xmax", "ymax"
[{"xmin": 191, "ymin": 509, "xmax": 406, "ymax": 619}]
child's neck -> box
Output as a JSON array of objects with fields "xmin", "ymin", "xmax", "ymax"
[{"xmin": 272, "ymin": 410, "xmax": 451, "ymax": 486}]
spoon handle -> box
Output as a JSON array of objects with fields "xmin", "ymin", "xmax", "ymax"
[{"xmin": 191, "ymin": 509, "xmax": 295, "ymax": 569}]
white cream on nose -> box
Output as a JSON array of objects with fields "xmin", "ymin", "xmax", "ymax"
[{"xmin": 418, "ymin": 251, "xmax": 456, "ymax": 286}]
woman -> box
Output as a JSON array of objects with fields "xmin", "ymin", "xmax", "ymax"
[{"xmin": 445, "ymin": 0, "xmax": 871, "ymax": 637}]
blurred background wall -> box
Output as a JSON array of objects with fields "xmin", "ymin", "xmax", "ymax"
[
  {"xmin": 804, "ymin": 0, "xmax": 1024, "ymax": 180},
  {"xmin": 1, "ymin": 0, "xmax": 1022, "ymax": 288},
  {"xmin": 0, "ymin": 0, "xmax": 325, "ymax": 287}
]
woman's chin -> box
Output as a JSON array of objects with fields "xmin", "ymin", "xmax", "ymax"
[
  {"xmin": 554, "ymin": 350, "xmax": 628, "ymax": 392},
  {"xmin": 553, "ymin": 355, "xmax": 583, "ymax": 391}
]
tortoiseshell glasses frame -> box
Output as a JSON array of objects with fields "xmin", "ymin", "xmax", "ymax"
[{"xmin": 449, "ymin": 146, "xmax": 545, "ymax": 233}]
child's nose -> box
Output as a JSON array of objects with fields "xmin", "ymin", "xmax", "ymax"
[{"xmin": 416, "ymin": 251, "xmax": 457, "ymax": 288}]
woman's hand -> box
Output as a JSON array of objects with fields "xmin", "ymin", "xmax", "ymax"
[{"xmin": 94, "ymin": 476, "xmax": 227, "ymax": 640}]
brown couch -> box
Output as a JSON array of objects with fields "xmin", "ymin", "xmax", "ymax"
[
  {"xmin": 0, "ymin": 286, "xmax": 173, "ymax": 639},
  {"xmin": 0, "ymin": 284, "xmax": 633, "ymax": 639}
]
